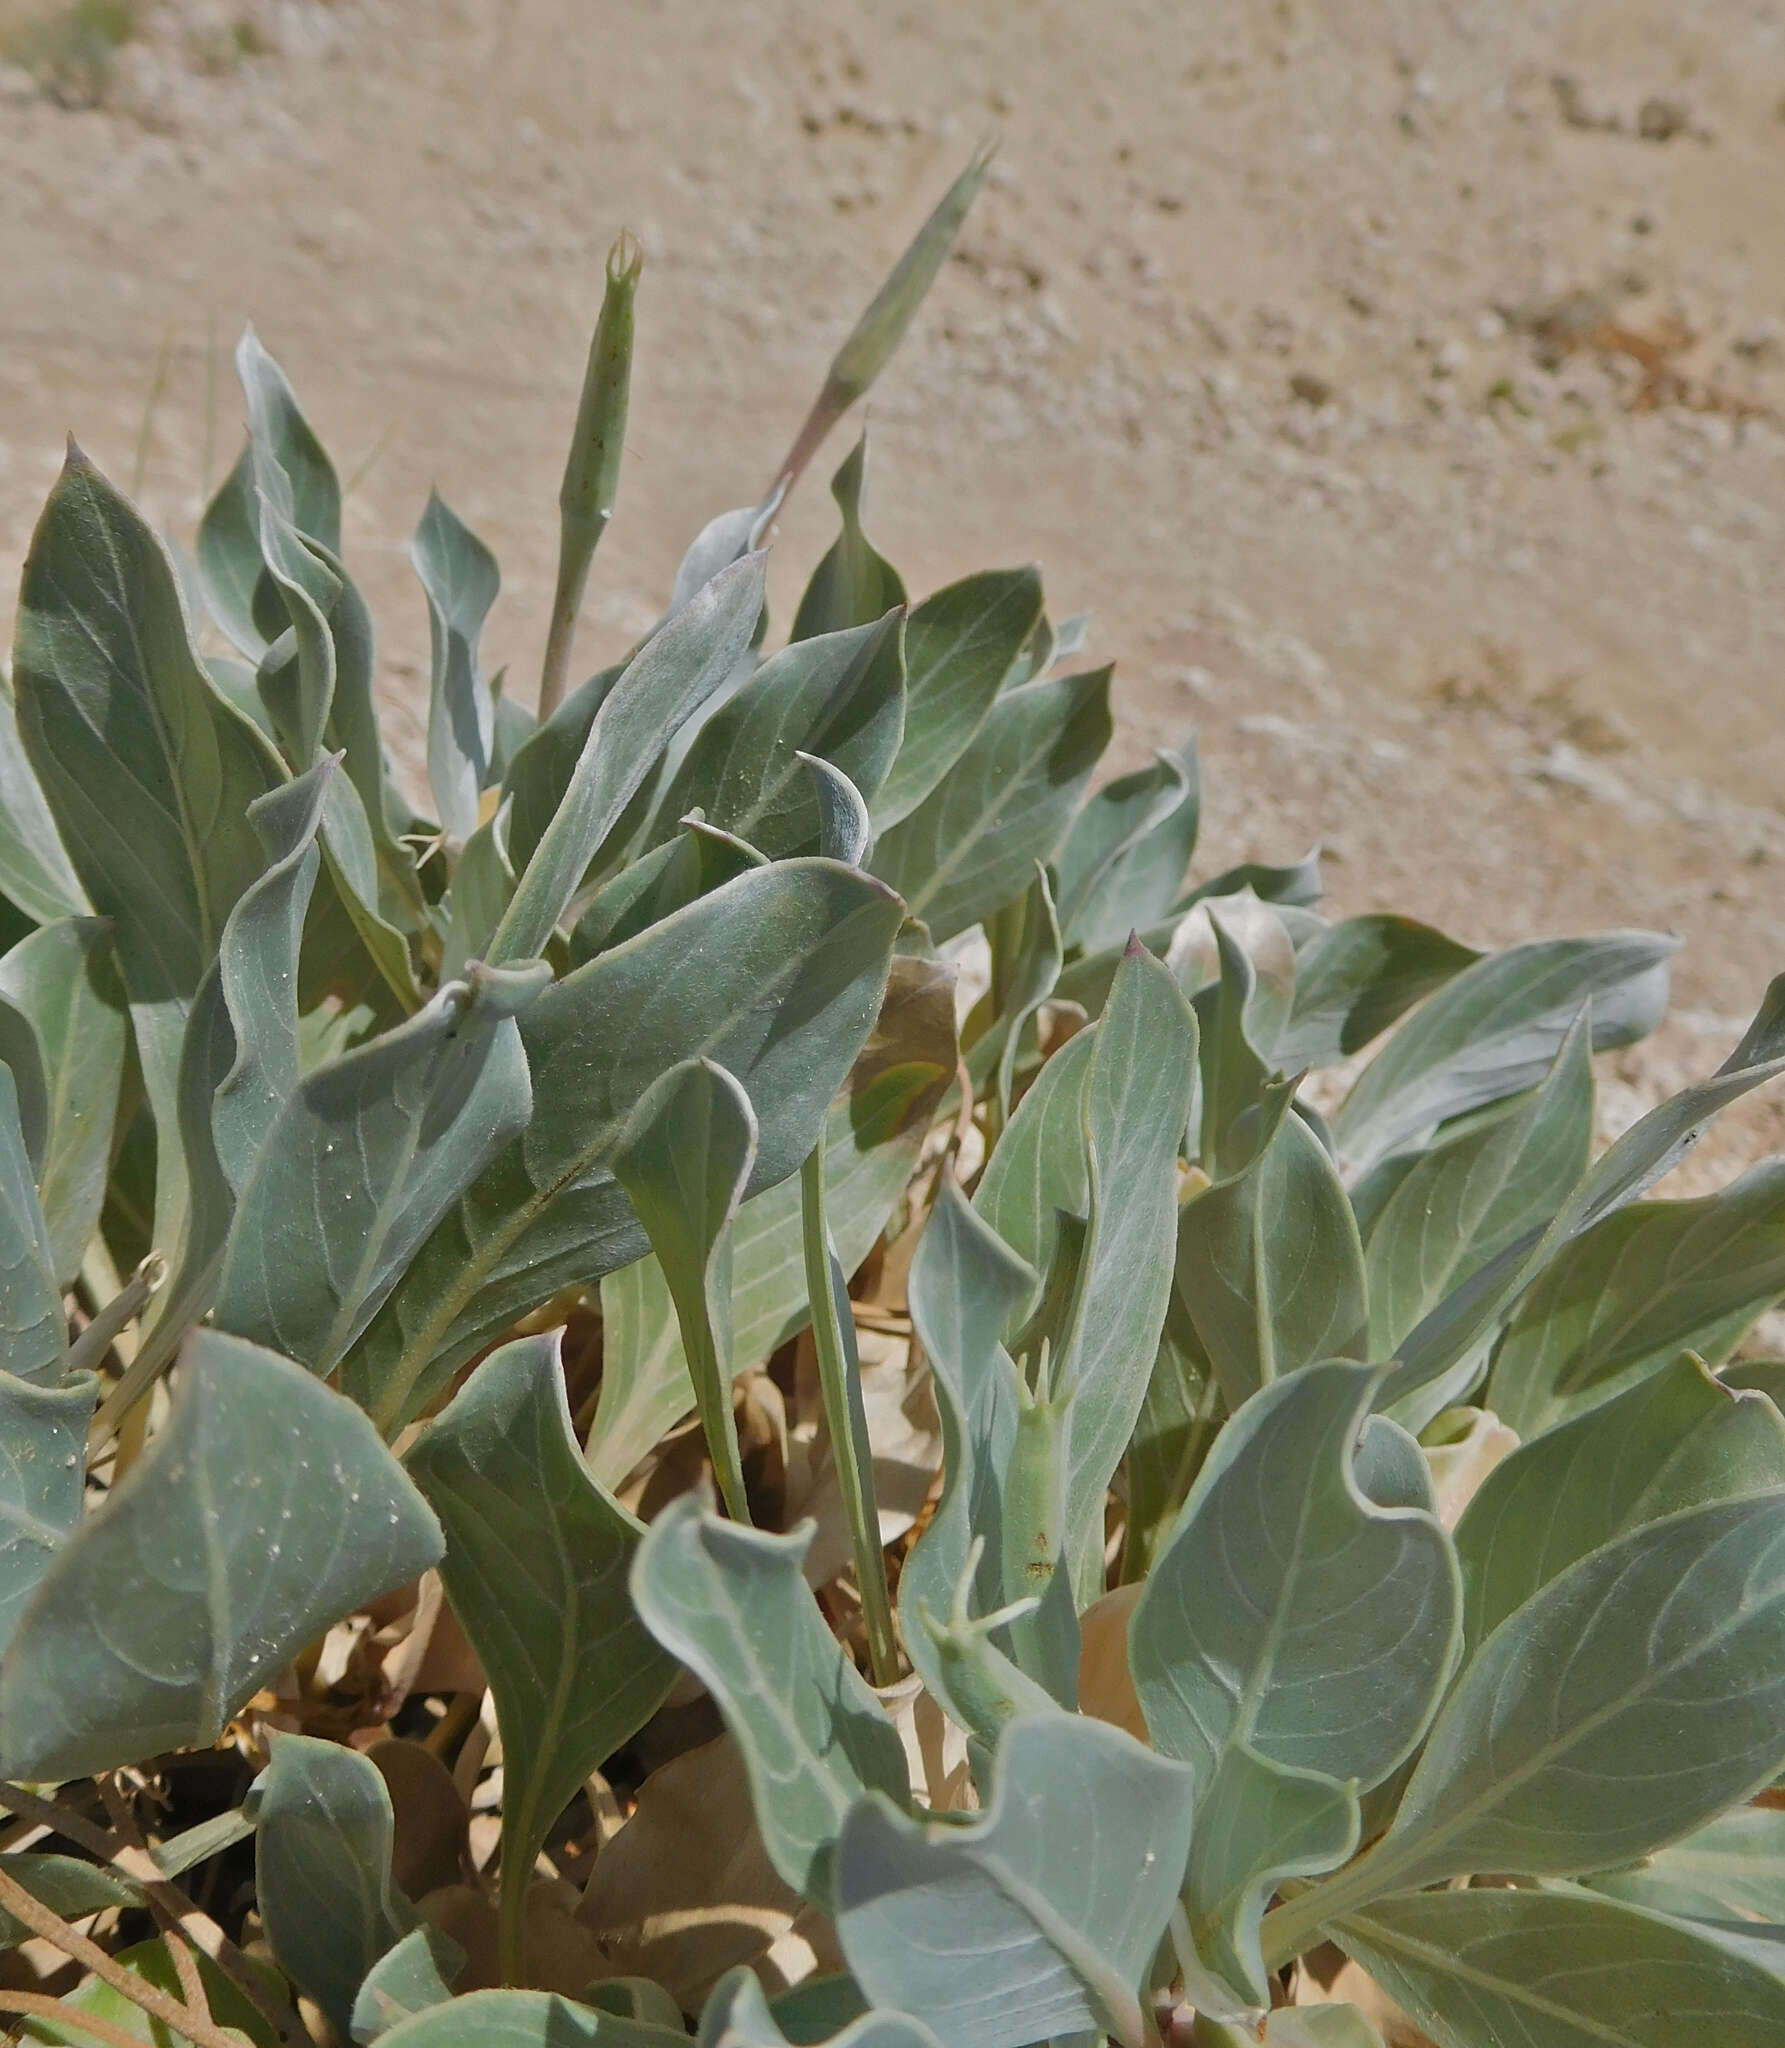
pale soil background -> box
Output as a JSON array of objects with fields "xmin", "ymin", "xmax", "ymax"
[{"xmin": 5, "ymin": 0, "xmax": 1785, "ymax": 1170}]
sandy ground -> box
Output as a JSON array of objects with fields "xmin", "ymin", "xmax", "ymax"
[{"xmin": 5, "ymin": 0, "xmax": 1785, "ymax": 1163}]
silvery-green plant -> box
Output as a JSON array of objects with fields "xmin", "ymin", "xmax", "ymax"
[{"xmin": 1, "ymin": 154, "xmax": 1784, "ymax": 2048}]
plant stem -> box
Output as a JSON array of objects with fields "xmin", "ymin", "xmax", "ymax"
[
  {"xmin": 0, "ymin": 1780, "xmax": 306, "ymax": 2048},
  {"xmin": 0, "ymin": 1988, "xmax": 182, "ymax": 2048},
  {"xmin": 1257, "ymin": 1837, "xmax": 1405, "ymax": 1970},
  {"xmin": 800, "ymin": 1133, "xmax": 900, "ymax": 1684},
  {"xmin": 0, "ymin": 1863, "xmax": 246, "ymax": 2048},
  {"xmin": 538, "ymin": 232, "xmax": 641, "ymax": 720}
]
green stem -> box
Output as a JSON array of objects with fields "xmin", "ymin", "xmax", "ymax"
[
  {"xmin": 538, "ymin": 233, "xmax": 640, "ymax": 720},
  {"xmin": 682, "ymin": 1258, "xmax": 753, "ymax": 1525},
  {"xmin": 1257, "ymin": 1835, "xmax": 1408, "ymax": 1970},
  {"xmin": 800, "ymin": 1133, "xmax": 899, "ymax": 1684}
]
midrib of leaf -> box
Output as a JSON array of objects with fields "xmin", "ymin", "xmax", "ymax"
[
  {"xmin": 1263, "ymin": 1517, "xmax": 1785, "ymax": 1958},
  {"xmin": 195, "ymin": 1450, "xmax": 232, "ymax": 1744},
  {"xmin": 968, "ymin": 1851, "xmax": 1146, "ymax": 2048},
  {"xmin": 1338, "ymin": 1911, "xmax": 1658, "ymax": 2046},
  {"xmin": 497, "ymin": 1398, "xmax": 583, "ymax": 1981}
]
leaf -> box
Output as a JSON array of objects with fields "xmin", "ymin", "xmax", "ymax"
[
  {"xmin": 405, "ymin": 1334, "xmax": 676, "ymax": 1975},
  {"xmin": 588, "ymin": 945, "xmax": 957, "ymax": 1487},
  {"xmin": 1581, "ymin": 1804, "xmax": 1785, "ymax": 1921},
  {"xmin": 1456, "ymin": 1353, "xmax": 1785, "ymax": 1648},
  {"xmin": 0, "ymin": 1369, "xmax": 97, "ymax": 1657},
  {"xmin": 1364, "ymin": 1014, "xmax": 1593, "ymax": 1359},
  {"xmin": 211, "ymin": 760, "xmax": 335, "ymax": 1193},
  {"xmin": 1191, "ymin": 905, "xmax": 1291, "ymax": 1177},
  {"xmin": 611, "ymin": 1062, "xmax": 759, "ymax": 1519},
  {"xmin": 898, "ymin": 1179, "xmax": 1040, "ymax": 1718},
  {"xmin": 1487, "ymin": 1159, "xmax": 1785, "ymax": 1436},
  {"xmin": 15, "ymin": 1936, "xmax": 282, "ymax": 2048},
  {"xmin": 351, "ymin": 1925, "xmax": 466, "ymax": 2044},
  {"xmin": 698, "ymin": 1967, "xmax": 940, "ymax": 2048},
  {"xmin": 1133, "ymin": 1359, "xmax": 1458, "ymax": 1789},
  {"xmin": 370, "ymin": 1990, "xmax": 685, "ymax": 2048},
  {"xmin": 1334, "ymin": 1886, "xmax": 1785, "ymax": 2048},
  {"xmin": 501, "ymin": 661, "xmax": 626, "ymax": 875},
  {"xmin": 871, "ymin": 666, "xmax": 1112, "ymax": 944},
  {"xmin": 1120, "ymin": 1295, "xmax": 1223, "ymax": 1583},
  {"xmin": 0, "ymin": 1329, "xmax": 443, "ymax": 1781},
  {"xmin": 255, "ymin": 491, "xmax": 342, "ymax": 769},
  {"xmin": 0, "ymin": 670, "xmax": 86, "ymax": 926},
  {"xmin": 832, "ymin": 1713, "xmax": 1197, "ymax": 2048},
  {"xmin": 345, "ymin": 861, "xmax": 904, "ymax": 1433},
  {"xmin": 1336, "ymin": 1493, "xmax": 1785, "ymax": 1898},
  {"xmin": 1053, "ymin": 739, "xmax": 1199, "ymax": 955},
  {"xmin": 869, "ymin": 568, "xmax": 1045, "ymax": 830},
  {"xmin": 972, "ymin": 1027, "xmax": 1094, "ymax": 1314},
  {"xmin": 1178, "ymin": 1743, "xmax": 1360, "ymax": 2019},
  {"xmin": 1174, "ymin": 1088, "xmax": 1369, "ymax": 1411},
  {"xmin": 237, "ymin": 327, "xmax": 342, "ymax": 554},
  {"xmin": 488, "ymin": 552, "xmax": 768, "ymax": 963},
  {"xmin": 214, "ymin": 958, "xmax": 550, "ymax": 1376},
  {"xmin": 655, "ymin": 613, "xmax": 905, "ymax": 860},
  {"xmin": 0, "ymin": 919, "xmax": 128, "ymax": 1284},
  {"xmin": 1388, "ymin": 973, "xmax": 1785, "ymax": 1417},
  {"xmin": 973, "ymin": 863, "xmax": 1061, "ymax": 1120},
  {"xmin": 1276, "ymin": 915, "xmax": 1482, "ymax": 1072},
  {"xmin": 0, "ymin": 1852, "xmax": 138, "ymax": 1948},
  {"xmin": 803, "ymin": 753, "xmax": 874, "ymax": 866},
  {"xmin": 1333, "ymin": 933, "xmax": 1678, "ymax": 1174},
  {"xmin": 1050, "ymin": 942, "xmax": 1199, "ymax": 1593},
  {"xmin": 791, "ymin": 435, "xmax": 909, "ymax": 642},
  {"xmin": 440, "ymin": 796, "xmax": 517, "ymax": 981},
  {"xmin": 13, "ymin": 449, "xmax": 281, "ymax": 1190},
  {"xmin": 251, "ymin": 1731, "xmax": 415, "ymax": 2040},
  {"xmin": 629, "ymin": 1493, "xmax": 908, "ymax": 1908},
  {"xmin": 0, "ymin": 1065, "xmax": 64, "ymax": 1385},
  {"xmin": 413, "ymin": 490, "xmax": 500, "ymax": 842}
]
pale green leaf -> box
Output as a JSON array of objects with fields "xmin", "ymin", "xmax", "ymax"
[
  {"xmin": 215, "ymin": 958, "xmax": 549, "ymax": 1376},
  {"xmin": 1343, "ymin": 1493, "xmax": 1785, "ymax": 1896},
  {"xmin": 1457, "ymin": 1353, "xmax": 1785, "ymax": 1648},
  {"xmin": 1487, "ymin": 1159, "xmax": 1785, "ymax": 1436},
  {"xmin": 869, "ymin": 568, "xmax": 1044, "ymax": 830},
  {"xmin": 1053, "ymin": 738, "xmax": 1198, "ymax": 955},
  {"xmin": 833, "ymin": 1713, "xmax": 1196, "ymax": 2048},
  {"xmin": 1276, "ymin": 914, "xmax": 1481, "ymax": 1071},
  {"xmin": 1365, "ymin": 1015, "xmax": 1593, "ymax": 1359},
  {"xmin": 413, "ymin": 490, "xmax": 499, "ymax": 841},
  {"xmin": 372, "ymin": 1989, "xmax": 684, "ymax": 2048},
  {"xmin": 0, "ymin": 1369, "xmax": 96, "ymax": 1656},
  {"xmin": 871, "ymin": 665, "xmax": 1111, "ymax": 944},
  {"xmin": 655, "ymin": 612, "xmax": 904, "ymax": 859},
  {"xmin": 1581, "ymin": 1804, "xmax": 1785, "ymax": 1922},
  {"xmin": 0, "ymin": 1065, "xmax": 63, "ymax": 1385},
  {"xmin": 406, "ymin": 1335, "xmax": 676, "ymax": 1970},
  {"xmin": 250, "ymin": 1731, "xmax": 414, "ymax": 2041},
  {"xmin": 1133, "ymin": 1360, "xmax": 1458, "ymax": 1790},
  {"xmin": 698, "ymin": 1966, "xmax": 939, "ymax": 2048},
  {"xmin": 1334, "ymin": 933, "xmax": 1677, "ymax": 1174},
  {"xmin": 13, "ymin": 448, "xmax": 281, "ymax": 1217},
  {"xmin": 1335, "ymin": 1885, "xmax": 1785, "ymax": 2048},
  {"xmin": 790, "ymin": 435, "xmax": 909, "ymax": 642},
  {"xmin": 211, "ymin": 759, "xmax": 334, "ymax": 1193},
  {"xmin": 350, "ymin": 1924, "xmax": 465, "ymax": 2044},
  {"xmin": 1174, "ymin": 1089, "xmax": 1368, "ymax": 1411},
  {"xmin": 0, "ymin": 1330, "xmax": 442, "ymax": 1781},
  {"xmin": 629, "ymin": 1493, "xmax": 907, "ymax": 1908},
  {"xmin": 0, "ymin": 670, "xmax": 86, "ymax": 927}
]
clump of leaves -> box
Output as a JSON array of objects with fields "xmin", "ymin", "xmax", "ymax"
[{"xmin": 2, "ymin": 153, "xmax": 1785, "ymax": 2048}]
